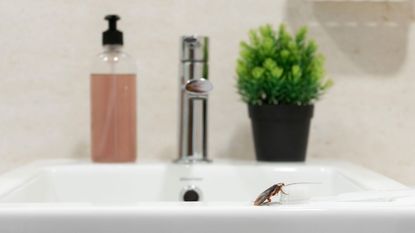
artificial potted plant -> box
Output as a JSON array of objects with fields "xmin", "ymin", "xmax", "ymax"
[{"xmin": 236, "ymin": 24, "xmax": 332, "ymax": 161}]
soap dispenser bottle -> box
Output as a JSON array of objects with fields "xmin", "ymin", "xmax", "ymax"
[{"xmin": 90, "ymin": 15, "xmax": 137, "ymax": 162}]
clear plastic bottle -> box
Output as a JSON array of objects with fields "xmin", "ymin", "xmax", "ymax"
[{"xmin": 90, "ymin": 15, "xmax": 137, "ymax": 162}]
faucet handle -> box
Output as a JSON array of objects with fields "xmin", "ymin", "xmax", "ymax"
[{"xmin": 184, "ymin": 78, "xmax": 213, "ymax": 98}]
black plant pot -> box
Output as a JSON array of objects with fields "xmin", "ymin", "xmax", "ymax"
[{"xmin": 248, "ymin": 104, "xmax": 314, "ymax": 162}]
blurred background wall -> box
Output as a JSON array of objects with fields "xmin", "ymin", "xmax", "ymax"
[{"xmin": 0, "ymin": 0, "xmax": 414, "ymax": 184}]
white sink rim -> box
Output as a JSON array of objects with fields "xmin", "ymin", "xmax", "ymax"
[
  {"xmin": 0, "ymin": 159, "xmax": 409, "ymax": 209},
  {"xmin": 0, "ymin": 159, "xmax": 414, "ymax": 233}
]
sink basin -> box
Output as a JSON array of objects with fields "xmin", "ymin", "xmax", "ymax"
[{"xmin": 0, "ymin": 160, "xmax": 413, "ymax": 233}]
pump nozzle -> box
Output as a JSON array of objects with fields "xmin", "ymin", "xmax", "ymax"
[{"xmin": 103, "ymin": 14, "xmax": 123, "ymax": 45}]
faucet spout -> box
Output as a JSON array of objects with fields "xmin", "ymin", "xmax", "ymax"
[{"xmin": 176, "ymin": 36, "xmax": 212, "ymax": 163}]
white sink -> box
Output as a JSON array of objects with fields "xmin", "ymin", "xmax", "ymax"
[{"xmin": 0, "ymin": 160, "xmax": 413, "ymax": 233}]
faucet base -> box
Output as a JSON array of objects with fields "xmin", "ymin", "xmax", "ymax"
[{"xmin": 174, "ymin": 157, "xmax": 212, "ymax": 164}]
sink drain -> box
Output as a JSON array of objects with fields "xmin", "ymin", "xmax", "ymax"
[{"xmin": 180, "ymin": 186, "xmax": 202, "ymax": 202}]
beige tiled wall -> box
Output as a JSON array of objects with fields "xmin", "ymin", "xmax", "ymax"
[{"xmin": 0, "ymin": 0, "xmax": 414, "ymax": 184}]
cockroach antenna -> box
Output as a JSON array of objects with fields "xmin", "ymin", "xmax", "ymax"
[{"xmin": 284, "ymin": 182, "xmax": 322, "ymax": 187}]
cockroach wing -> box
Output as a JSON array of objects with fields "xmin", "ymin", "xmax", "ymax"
[{"xmin": 253, "ymin": 184, "xmax": 278, "ymax": 206}]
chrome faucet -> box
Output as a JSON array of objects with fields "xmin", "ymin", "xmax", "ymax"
[{"xmin": 176, "ymin": 36, "xmax": 213, "ymax": 163}]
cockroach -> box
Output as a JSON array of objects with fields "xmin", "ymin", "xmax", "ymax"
[{"xmin": 253, "ymin": 182, "xmax": 320, "ymax": 206}]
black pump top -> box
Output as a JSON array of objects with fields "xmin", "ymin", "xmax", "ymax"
[{"xmin": 103, "ymin": 15, "xmax": 123, "ymax": 45}]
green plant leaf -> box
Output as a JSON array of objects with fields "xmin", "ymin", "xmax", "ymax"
[{"xmin": 236, "ymin": 23, "xmax": 332, "ymax": 105}]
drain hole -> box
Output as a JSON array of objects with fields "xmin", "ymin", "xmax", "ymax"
[{"xmin": 183, "ymin": 189, "xmax": 200, "ymax": 202}]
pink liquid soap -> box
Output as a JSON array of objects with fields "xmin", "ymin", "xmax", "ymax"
[{"xmin": 90, "ymin": 74, "xmax": 137, "ymax": 162}]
